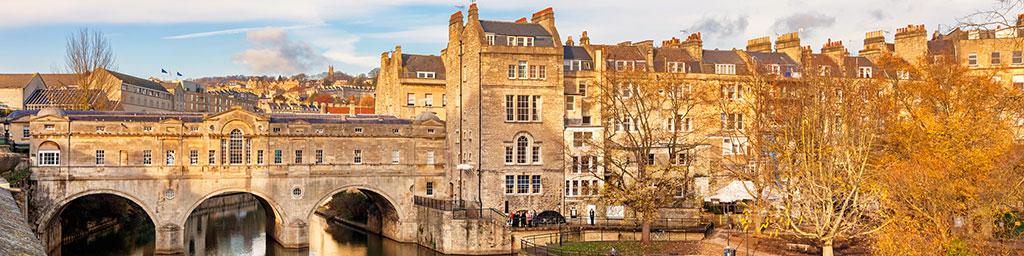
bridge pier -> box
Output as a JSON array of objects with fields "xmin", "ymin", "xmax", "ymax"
[
  {"xmin": 155, "ymin": 224, "xmax": 184, "ymax": 255},
  {"xmin": 269, "ymin": 218, "xmax": 309, "ymax": 248}
]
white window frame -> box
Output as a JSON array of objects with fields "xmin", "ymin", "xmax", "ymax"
[
  {"xmin": 426, "ymin": 151, "xmax": 435, "ymax": 165},
  {"xmin": 38, "ymin": 150, "xmax": 60, "ymax": 166},
  {"xmin": 715, "ymin": 64, "xmax": 737, "ymax": 75},
  {"xmin": 391, "ymin": 150, "xmax": 400, "ymax": 164},
  {"xmin": 416, "ymin": 71, "xmax": 436, "ymax": 79},
  {"xmin": 406, "ymin": 93, "xmax": 415, "ymax": 106},
  {"xmin": 424, "ymin": 93, "xmax": 433, "ymax": 107}
]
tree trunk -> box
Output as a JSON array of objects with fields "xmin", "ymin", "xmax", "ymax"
[
  {"xmin": 822, "ymin": 239, "xmax": 834, "ymax": 256},
  {"xmin": 641, "ymin": 220, "xmax": 651, "ymax": 242}
]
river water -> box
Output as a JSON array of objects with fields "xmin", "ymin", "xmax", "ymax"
[{"xmin": 60, "ymin": 194, "xmax": 444, "ymax": 256}]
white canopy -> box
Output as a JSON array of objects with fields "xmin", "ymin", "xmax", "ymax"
[{"xmin": 704, "ymin": 180, "xmax": 756, "ymax": 203}]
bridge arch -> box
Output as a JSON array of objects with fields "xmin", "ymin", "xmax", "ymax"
[
  {"xmin": 36, "ymin": 189, "xmax": 159, "ymax": 254},
  {"xmin": 37, "ymin": 189, "xmax": 159, "ymax": 233},
  {"xmin": 177, "ymin": 188, "xmax": 286, "ymax": 230},
  {"xmin": 307, "ymin": 184, "xmax": 407, "ymax": 241}
]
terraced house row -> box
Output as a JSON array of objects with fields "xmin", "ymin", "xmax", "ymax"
[{"xmin": 373, "ymin": 4, "xmax": 1024, "ymax": 221}]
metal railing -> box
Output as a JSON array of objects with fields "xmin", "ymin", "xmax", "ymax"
[
  {"xmin": 520, "ymin": 219, "xmax": 712, "ymax": 256},
  {"xmin": 413, "ymin": 196, "xmax": 508, "ymax": 222}
]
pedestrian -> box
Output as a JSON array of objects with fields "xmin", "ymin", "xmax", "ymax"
[
  {"xmin": 512, "ymin": 211, "xmax": 519, "ymax": 227},
  {"xmin": 589, "ymin": 209, "xmax": 595, "ymax": 226},
  {"xmin": 527, "ymin": 210, "xmax": 534, "ymax": 227}
]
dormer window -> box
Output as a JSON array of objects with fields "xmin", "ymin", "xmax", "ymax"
[
  {"xmin": 416, "ymin": 72, "xmax": 436, "ymax": 79},
  {"xmin": 668, "ymin": 62, "xmax": 686, "ymax": 73},
  {"xmin": 858, "ymin": 67, "xmax": 873, "ymax": 78},
  {"xmin": 766, "ymin": 64, "xmax": 781, "ymax": 75},
  {"xmin": 613, "ymin": 60, "xmax": 636, "ymax": 71},
  {"xmin": 485, "ymin": 33, "xmax": 496, "ymax": 45},
  {"xmin": 715, "ymin": 64, "xmax": 737, "ymax": 75},
  {"xmin": 819, "ymin": 66, "xmax": 832, "ymax": 76},
  {"xmin": 507, "ymin": 36, "xmax": 535, "ymax": 47},
  {"xmin": 143, "ymin": 126, "xmax": 153, "ymax": 132},
  {"xmin": 95, "ymin": 126, "xmax": 105, "ymax": 132},
  {"xmin": 354, "ymin": 127, "xmax": 364, "ymax": 134},
  {"xmin": 44, "ymin": 124, "xmax": 55, "ymax": 130}
]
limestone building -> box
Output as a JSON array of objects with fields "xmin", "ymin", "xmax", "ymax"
[
  {"xmin": 443, "ymin": 5, "xmax": 566, "ymax": 214},
  {"xmin": 375, "ymin": 46, "xmax": 447, "ymax": 120}
]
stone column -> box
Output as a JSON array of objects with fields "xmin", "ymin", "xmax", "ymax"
[
  {"xmin": 154, "ymin": 223, "xmax": 184, "ymax": 255},
  {"xmin": 270, "ymin": 219, "xmax": 308, "ymax": 248}
]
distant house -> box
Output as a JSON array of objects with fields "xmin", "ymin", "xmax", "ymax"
[{"xmin": 0, "ymin": 74, "xmax": 47, "ymax": 110}]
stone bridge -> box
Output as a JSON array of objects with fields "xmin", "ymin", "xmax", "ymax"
[
  {"xmin": 12, "ymin": 108, "xmax": 451, "ymax": 255},
  {"xmin": 30, "ymin": 165, "xmax": 442, "ymax": 254}
]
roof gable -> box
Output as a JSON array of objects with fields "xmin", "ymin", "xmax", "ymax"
[{"xmin": 0, "ymin": 74, "xmax": 39, "ymax": 89}]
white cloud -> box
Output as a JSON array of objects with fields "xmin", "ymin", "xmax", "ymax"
[
  {"xmin": 233, "ymin": 28, "xmax": 326, "ymax": 75},
  {"xmin": 164, "ymin": 23, "xmax": 325, "ymax": 39}
]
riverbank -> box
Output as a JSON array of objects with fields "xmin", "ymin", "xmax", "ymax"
[{"xmin": 0, "ymin": 177, "xmax": 46, "ymax": 256}]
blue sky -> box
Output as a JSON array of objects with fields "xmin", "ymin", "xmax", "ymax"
[{"xmin": 0, "ymin": 0, "xmax": 1007, "ymax": 79}]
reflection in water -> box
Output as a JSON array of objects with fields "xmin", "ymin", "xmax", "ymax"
[
  {"xmin": 59, "ymin": 218, "xmax": 155, "ymax": 256},
  {"xmin": 181, "ymin": 193, "xmax": 444, "ymax": 256},
  {"xmin": 57, "ymin": 193, "xmax": 445, "ymax": 256}
]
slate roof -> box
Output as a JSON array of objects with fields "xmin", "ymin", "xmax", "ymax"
[
  {"xmin": 702, "ymin": 50, "xmax": 746, "ymax": 65},
  {"xmin": 653, "ymin": 48, "xmax": 700, "ymax": 73},
  {"xmin": 592, "ymin": 44, "xmax": 646, "ymax": 61},
  {"xmin": 805, "ymin": 54, "xmax": 842, "ymax": 77},
  {"xmin": 564, "ymin": 46, "xmax": 592, "ymax": 61},
  {"xmin": 746, "ymin": 52, "xmax": 799, "ymax": 66},
  {"xmin": 400, "ymin": 54, "xmax": 445, "ymax": 79},
  {"xmin": 479, "ymin": 20, "xmax": 551, "ymax": 37},
  {"xmin": 38, "ymin": 74, "xmax": 79, "ymax": 88},
  {"xmin": 104, "ymin": 69, "xmax": 169, "ymax": 93},
  {"xmin": 0, "ymin": 74, "xmax": 38, "ymax": 89}
]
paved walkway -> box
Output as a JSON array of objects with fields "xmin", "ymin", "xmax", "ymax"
[{"xmin": 0, "ymin": 178, "xmax": 45, "ymax": 256}]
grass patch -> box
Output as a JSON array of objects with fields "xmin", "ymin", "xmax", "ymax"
[{"xmin": 546, "ymin": 241, "xmax": 700, "ymax": 255}]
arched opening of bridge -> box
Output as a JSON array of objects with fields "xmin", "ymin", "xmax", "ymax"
[
  {"xmin": 46, "ymin": 193, "xmax": 156, "ymax": 256},
  {"xmin": 182, "ymin": 192, "xmax": 291, "ymax": 255},
  {"xmin": 308, "ymin": 188, "xmax": 412, "ymax": 255}
]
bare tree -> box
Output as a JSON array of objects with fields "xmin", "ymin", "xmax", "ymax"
[
  {"xmin": 64, "ymin": 28, "xmax": 116, "ymax": 110},
  {"xmin": 580, "ymin": 67, "xmax": 712, "ymax": 242}
]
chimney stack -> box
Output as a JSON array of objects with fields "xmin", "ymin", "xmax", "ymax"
[
  {"xmin": 681, "ymin": 32, "xmax": 703, "ymax": 61},
  {"xmin": 661, "ymin": 37, "xmax": 682, "ymax": 48},
  {"xmin": 894, "ymin": 24, "xmax": 927, "ymax": 65},
  {"xmin": 565, "ymin": 36, "xmax": 575, "ymax": 46},
  {"xmin": 579, "ymin": 31, "xmax": 590, "ymax": 46},
  {"xmin": 821, "ymin": 38, "xmax": 849, "ymax": 66},
  {"xmin": 467, "ymin": 3, "xmax": 478, "ymax": 21},
  {"xmin": 775, "ymin": 32, "xmax": 802, "ymax": 63},
  {"xmin": 859, "ymin": 30, "xmax": 890, "ymax": 60},
  {"xmin": 746, "ymin": 36, "xmax": 772, "ymax": 52},
  {"xmin": 531, "ymin": 7, "xmax": 561, "ymax": 46}
]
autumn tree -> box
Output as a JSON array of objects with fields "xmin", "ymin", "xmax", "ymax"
[
  {"xmin": 64, "ymin": 28, "xmax": 117, "ymax": 110},
  {"xmin": 873, "ymin": 57, "xmax": 1024, "ymax": 255},
  {"xmin": 583, "ymin": 67, "xmax": 712, "ymax": 242}
]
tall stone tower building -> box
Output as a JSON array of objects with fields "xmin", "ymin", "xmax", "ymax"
[{"xmin": 443, "ymin": 4, "xmax": 566, "ymax": 213}]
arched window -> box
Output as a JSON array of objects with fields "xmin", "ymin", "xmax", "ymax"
[
  {"xmin": 516, "ymin": 136, "xmax": 529, "ymax": 164},
  {"xmin": 38, "ymin": 141, "xmax": 61, "ymax": 166},
  {"xmin": 229, "ymin": 129, "xmax": 243, "ymax": 164}
]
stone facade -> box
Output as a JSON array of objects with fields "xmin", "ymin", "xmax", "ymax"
[
  {"xmin": 375, "ymin": 46, "xmax": 447, "ymax": 120},
  {"xmin": 443, "ymin": 5, "xmax": 566, "ymax": 215},
  {"xmin": 19, "ymin": 108, "xmax": 448, "ymax": 254}
]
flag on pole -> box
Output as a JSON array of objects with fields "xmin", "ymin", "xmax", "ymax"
[
  {"xmin": 161, "ymin": 69, "xmax": 168, "ymax": 74},
  {"xmin": 176, "ymin": 72, "xmax": 183, "ymax": 76}
]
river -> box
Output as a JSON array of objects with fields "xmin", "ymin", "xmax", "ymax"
[{"xmin": 59, "ymin": 193, "xmax": 444, "ymax": 256}]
